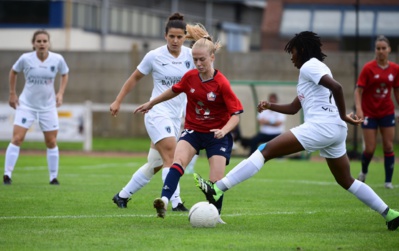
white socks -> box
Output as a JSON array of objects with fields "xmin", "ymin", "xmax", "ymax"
[
  {"xmin": 217, "ymin": 150, "xmax": 265, "ymax": 191},
  {"xmin": 162, "ymin": 168, "xmax": 182, "ymax": 208},
  {"xmin": 348, "ymin": 179, "xmax": 388, "ymax": 214},
  {"xmin": 119, "ymin": 164, "xmax": 184, "ymax": 209},
  {"xmin": 4, "ymin": 143, "xmax": 20, "ymax": 177},
  {"xmin": 47, "ymin": 146, "xmax": 59, "ymax": 181},
  {"xmin": 120, "ymin": 163, "xmax": 152, "ymax": 198}
]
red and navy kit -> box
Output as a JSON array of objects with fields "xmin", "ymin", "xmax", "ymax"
[
  {"xmin": 172, "ymin": 69, "xmax": 243, "ymax": 132},
  {"xmin": 357, "ymin": 60, "xmax": 399, "ymax": 118}
]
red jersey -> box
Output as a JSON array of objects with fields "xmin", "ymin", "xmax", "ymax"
[
  {"xmin": 357, "ymin": 60, "xmax": 399, "ymax": 118},
  {"xmin": 172, "ymin": 69, "xmax": 243, "ymax": 133}
]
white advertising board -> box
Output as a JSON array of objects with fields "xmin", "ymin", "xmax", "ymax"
[{"xmin": 0, "ymin": 103, "xmax": 85, "ymax": 142}]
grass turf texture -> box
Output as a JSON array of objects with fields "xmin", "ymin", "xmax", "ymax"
[{"xmin": 0, "ymin": 154, "xmax": 398, "ymax": 251}]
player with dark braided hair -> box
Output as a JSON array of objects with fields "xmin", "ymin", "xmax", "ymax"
[{"xmin": 194, "ymin": 31, "xmax": 399, "ymax": 231}]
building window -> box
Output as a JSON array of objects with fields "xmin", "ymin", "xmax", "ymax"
[
  {"xmin": 342, "ymin": 11, "xmax": 374, "ymax": 36},
  {"xmin": 376, "ymin": 11, "xmax": 399, "ymax": 36},
  {"xmin": 0, "ymin": 1, "xmax": 63, "ymax": 28},
  {"xmin": 280, "ymin": 10, "xmax": 311, "ymax": 36},
  {"xmin": 313, "ymin": 10, "xmax": 341, "ymax": 36}
]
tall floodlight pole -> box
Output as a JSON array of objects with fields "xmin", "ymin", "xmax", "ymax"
[
  {"xmin": 352, "ymin": 0, "xmax": 360, "ymax": 158},
  {"xmin": 171, "ymin": 0, "xmax": 178, "ymax": 13},
  {"xmin": 101, "ymin": 0, "xmax": 109, "ymax": 51}
]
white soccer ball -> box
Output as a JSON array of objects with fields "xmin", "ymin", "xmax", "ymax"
[{"xmin": 188, "ymin": 201, "xmax": 219, "ymax": 228}]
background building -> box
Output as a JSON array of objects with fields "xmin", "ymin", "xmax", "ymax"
[
  {"xmin": 262, "ymin": 0, "xmax": 399, "ymax": 52},
  {"xmin": 0, "ymin": 0, "xmax": 264, "ymax": 52}
]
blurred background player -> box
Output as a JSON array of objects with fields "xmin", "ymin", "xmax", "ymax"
[
  {"xmin": 248, "ymin": 93, "xmax": 286, "ymax": 155},
  {"xmin": 4, "ymin": 30, "xmax": 69, "ymax": 185},
  {"xmin": 195, "ymin": 31, "xmax": 399, "ymax": 231},
  {"xmin": 134, "ymin": 23, "xmax": 243, "ymax": 223},
  {"xmin": 110, "ymin": 13, "xmax": 197, "ymax": 211},
  {"xmin": 355, "ymin": 35, "xmax": 399, "ymax": 189}
]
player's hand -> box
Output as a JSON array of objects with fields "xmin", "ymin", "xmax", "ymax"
[
  {"xmin": 257, "ymin": 100, "xmax": 270, "ymax": 112},
  {"xmin": 134, "ymin": 102, "xmax": 153, "ymax": 114},
  {"xmin": 110, "ymin": 101, "xmax": 120, "ymax": 117},
  {"xmin": 355, "ymin": 109, "xmax": 364, "ymax": 120},
  {"xmin": 8, "ymin": 93, "xmax": 19, "ymax": 109},
  {"xmin": 210, "ymin": 129, "xmax": 226, "ymax": 139},
  {"xmin": 56, "ymin": 93, "xmax": 63, "ymax": 107},
  {"xmin": 344, "ymin": 112, "xmax": 363, "ymax": 126}
]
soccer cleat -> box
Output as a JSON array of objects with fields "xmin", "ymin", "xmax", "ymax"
[
  {"xmin": 3, "ymin": 175, "xmax": 12, "ymax": 185},
  {"xmin": 193, "ymin": 173, "xmax": 223, "ymax": 204},
  {"xmin": 357, "ymin": 172, "xmax": 366, "ymax": 182},
  {"xmin": 153, "ymin": 198, "xmax": 167, "ymax": 218},
  {"xmin": 172, "ymin": 203, "xmax": 189, "ymax": 212},
  {"xmin": 49, "ymin": 178, "xmax": 60, "ymax": 185},
  {"xmin": 112, "ymin": 193, "xmax": 130, "ymax": 208},
  {"xmin": 217, "ymin": 216, "xmax": 227, "ymax": 224},
  {"xmin": 386, "ymin": 209, "xmax": 399, "ymax": 231},
  {"xmin": 385, "ymin": 182, "xmax": 394, "ymax": 189}
]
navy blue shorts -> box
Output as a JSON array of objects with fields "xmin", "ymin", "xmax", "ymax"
[
  {"xmin": 361, "ymin": 114, "xmax": 396, "ymax": 129},
  {"xmin": 179, "ymin": 129, "xmax": 233, "ymax": 165}
]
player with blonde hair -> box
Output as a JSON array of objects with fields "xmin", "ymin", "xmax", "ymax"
[{"xmin": 135, "ymin": 24, "xmax": 243, "ymax": 223}]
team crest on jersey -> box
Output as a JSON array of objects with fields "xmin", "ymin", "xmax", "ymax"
[
  {"xmin": 22, "ymin": 118, "xmax": 27, "ymax": 124},
  {"xmin": 207, "ymin": 92, "xmax": 216, "ymax": 101},
  {"xmin": 185, "ymin": 61, "xmax": 191, "ymax": 69},
  {"xmin": 165, "ymin": 126, "xmax": 171, "ymax": 133},
  {"xmin": 51, "ymin": 66, "xmax": 55, "ymax": 72},
  {"xmin": 389, "ymin": 74, "xmax": 394, "ymax": 81}
]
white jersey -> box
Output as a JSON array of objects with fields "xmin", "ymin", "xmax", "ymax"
[
  {"xmin": 13, "ymin": 51, "xmax": 69, "ymax": 111},
  {"xmin": 137, "ymin": 45, "xmax": 195, "ymax": 119},
  {"xmin": 297, "ymin": 58, "xmax": 346, "ymax": 128},
  {"xmin": 257, "ymin": 110, "xmax": 286, "ymax": 135}
]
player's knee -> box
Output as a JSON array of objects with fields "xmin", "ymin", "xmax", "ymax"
[{"xmin": 148, "ymin": 148, "xmax": 163, "ymax": 168}]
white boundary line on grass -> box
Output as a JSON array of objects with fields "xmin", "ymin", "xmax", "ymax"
[
  {"xmin": 0, "ymin": 211, "xmax": 318, "ymax": 220},
  {"xmin": 18, "ymin": 162, "xmax": 138, "ymax": 171}
]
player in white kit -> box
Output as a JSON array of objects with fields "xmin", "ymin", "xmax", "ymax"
[
  {"xmin": 194, "ymin": 31, "xmax": 399, "ymax": 231},
  {"xmin": 110, "ymin": 13, "xmax": 197, "ymax": 211},
  {"xmin": 4, "ymin": 30, "xmax": 69, "ymax": 185}
]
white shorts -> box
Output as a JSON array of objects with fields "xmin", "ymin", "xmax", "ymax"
[
  {"xmin": 290, "ymin": 122, "xmax": 347, "ymax": 159},
  {"xmin": 144, "ymin": 112, "xmax": 181, "ymax": 144},
  {"xmin": 14, "ymin": 107, "xmax": 59, "ymax": 132}
]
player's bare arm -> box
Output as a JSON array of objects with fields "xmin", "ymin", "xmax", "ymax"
[
  {"xmin": 110, "ymin": 70, "xmax": 145, "ymax": 117},
  {"xmin": 258, "ymin": 97, "xmax": 301, "ymax": 115},
  {"xmin": 134, "ymin": 88, "xmax": 179, "ymax": 114}
]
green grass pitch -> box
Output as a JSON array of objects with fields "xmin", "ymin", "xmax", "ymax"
[{"xmin": 0, "ymin": 153, "xmax": 398, "ymax": 250}]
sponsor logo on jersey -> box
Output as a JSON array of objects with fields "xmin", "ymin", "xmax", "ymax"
[
  {"xmin": 162, "ymin": 76, "xmax": 182, "ymax": 87},
  {"xmin": 207, "ymin": 92, "xmax": 216, "ymax": 101},
  {"xmin": 185, "ymin": 60, "xmax": 191, "ymax": 69}
]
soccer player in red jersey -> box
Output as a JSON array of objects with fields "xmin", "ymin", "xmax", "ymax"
[
  {"xmin": 134, "ymin": 23, "xmax": 243, "ymax": 223},
  {"xmin": 355, "ymin": 35, "xmax": 399, "ymax": 189}
]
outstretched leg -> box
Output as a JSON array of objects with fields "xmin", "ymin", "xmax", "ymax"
[{"xmin": 326, "ymin": 154, "xmax": 399, "ymax": 231}]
